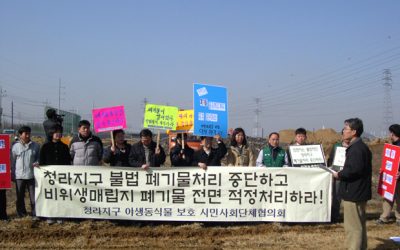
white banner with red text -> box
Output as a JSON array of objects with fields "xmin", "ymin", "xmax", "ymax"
[{"xmin": 35, "ymin": 166, "xmax": 332, "ymax": 222}]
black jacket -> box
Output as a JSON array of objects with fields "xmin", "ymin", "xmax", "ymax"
[
  {"xmin": 338, "ymin": 138, "xmax": 372, "ymax": 202},
  {"xmin": 43, "ymin": 118, "xmax": 62, "ymax": 142},
  {"xmin": 192, "ymin": 141, "xmax": 227, "ymax": 166},
  {"xmin": 103, "ymin": 142, "xmax": 132, "ymax": 167},
  {"xmin": 128, "ymin": 141, "xmax": 166, "ymax": 167},
  {"xmin": 170, "ymin": 144, "xmax": 194, "ymax": 166},
  {"xmin": 40, "ymin": 141, "xmax": 71, "ymax": 166}
]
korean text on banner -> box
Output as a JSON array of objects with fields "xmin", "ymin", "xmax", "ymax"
[
  {"xmin": 176, "ymin": 110, "xmax": 194, "ymax": 132},
  {"xmin": 378, "ymin": 143, "xmax": 400, "ymax": 201},
  {"xmin": 143, "ymin": 104, "xmax": 178, "ymax": 130},
  {"xmin": 92, "ymin": 106, "xmax": 127, "ymax": 133},
  {"xmin": 193, "ymin": 83, "xmax": 228, "ymax": 138},
  {"xmin": 35, "ymin": 166, "xmax": 331, "ymax": 222},
  {"xmin": 0, "ymin": 135, "xmax": 11, "ymax": 189}
]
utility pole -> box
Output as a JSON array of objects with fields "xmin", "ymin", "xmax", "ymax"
[
  {"xmin": 92, "ymin": 101, "xmax": 95, "ymax": 130},
  {"xmin": 382, "ymin": 69, "xmax": 393, "ymax": 136},
  {"xmin": 58, "ymin": 78, "xmax": 65, "ymax": 113},
  {"xmin": 0, "ymin": 86, "xmax": 6, "ymax": 130},
  {"xmin": 141, "ymin": 97, "xmax": 148, "ymax": 130},
  {"xmin": 11, "ymin": 101, "xmax": 14, "ymax": 129},
  {"xmin": 254, "ymin": 97, "xmax": 261, "ymax": 137}
]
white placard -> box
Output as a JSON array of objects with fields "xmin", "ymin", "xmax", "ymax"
[
  {"xmin": 332, "ymin": 146, "xmax": 346, "ymax": 169},
  {"xmin": 289, "ymin": 145, "xmax": 326, "ymax": 168}
]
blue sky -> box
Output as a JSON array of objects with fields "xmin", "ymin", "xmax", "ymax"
[{"xmin": 1, "ymin": 0, "xmax": 400, "ymax": 136}]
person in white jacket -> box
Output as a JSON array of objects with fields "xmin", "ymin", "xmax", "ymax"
[{"xmin": 11, "ymin": 126, "xmax": 40, "ymax": 219}]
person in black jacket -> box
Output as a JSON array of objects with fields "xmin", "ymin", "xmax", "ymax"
[
  {"xmin": 192, "ymin": 135, "xmax": 227, "ymax": 170},
  {"xmin": 39, "ymin": 124, "xmax": 71, "ymax": 224},
  {"xmin": 170, "ymin": 133, "xmax": 194, "ymax": 167},
  {"xmin": 286, "ymin": 127, "xmax": 308, "ymax": 166},
  {"xmin": 103, "ymin": 129, "xmax": 131, "ymax": 167},
  {"xmin": 43, "ymin": 108, "xmax": 63, "ymax": 142},
  {"xmin": 0, "ymin": 189, "xmax": 6, "ymax": 221},
  {"xmin": 333, "ymin": 118, "xmax": 372, "ymax": 250},
  {"xmin": 40, "ymin": 124, "xmax": 71, "ymax": 166},
  {"xmin": 128, "ymin": 129, "xmax": 166, "ymax": 169}
]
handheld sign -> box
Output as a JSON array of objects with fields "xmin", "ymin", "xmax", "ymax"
[
  {"xmin": 143, "ymin": 104, "xmax": 178, "ymax": 130},
  {"xmin": 289, "ymin": 144, "xmax": 327, "ymax": 168},
  {"xmin": 176, "ymin": 109, "xmax": 194, "ymax": 132},
  {"xmin": 0, "ymin": 135, "xmax": 11, "ymax": 189},
  {"xmin": 378, "ymin": 143, "xmax": 400, "ymax": 202},
  {"xmin": 92, "ymin": 105, "xmax": 127, "ymax": 133},
  {"xmin": 332, "ymin": 146, "xmax": 346, "ymax": 171},
  {"xmin": 193, "ymin": 83, "xmax": 228, "ymax": 138}
]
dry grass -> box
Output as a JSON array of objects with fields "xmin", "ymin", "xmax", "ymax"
[
  {"xmin": 0, "ymin": 211, "xmax": 399, "ymax": 249},
  {"xmin": 1, "ymin": 140, "xmax": 399, "ymax": 249}
]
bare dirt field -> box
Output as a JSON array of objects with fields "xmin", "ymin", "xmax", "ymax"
[
  {"xmin": 1, "ymin": 132, "xmax": 399, "ymax": 249},
  {"xmin": 0, "ymin": 205, "xmax": 399, "ymax": 249}
]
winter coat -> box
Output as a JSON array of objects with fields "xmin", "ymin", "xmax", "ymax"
[
  {"xmin": 103, "ymin": 142, "xmax": 132, "ymax": 167},
  {"xmin": 39, "ymin": 141, "xmax": 71, "ymax": 166},
  {"xmin": 170, "ymin": 144, "xmax": 194, "ymax": 166},
  {"xmin": 128, "ymin": 141, "xmax": 166, "ymax": 167},
  {"xmin": 338, "ymin": 138, "xmax": 372, "ymax": 202},
  {"xmin": 192, "ymin": 141, "xmax": 227, "ymax": 167},
  {"xmin": 70, "ymin": 133, "xmax": 103, "ymax": 166},
  {"xmin": 11, "ymin": 140, "xmax": 40, "ymax": 179},
  {"xmin": 225, "ymin": 145, "xmax": 255, "ymax": 166}
]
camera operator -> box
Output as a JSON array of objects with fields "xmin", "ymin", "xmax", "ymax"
[{"xmin": 43, "ymin": 108, "xmax": 63, "ymax": 142}]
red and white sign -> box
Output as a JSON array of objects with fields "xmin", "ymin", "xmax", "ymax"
[
  {"xmin": 378, "ymin": 143, "xmax": 400, "ymax": 201},
  {"xmin": 92, "ymin": 105, "xmax": 127, "ymax": 133},
  {"xmin": 0, "ymin": 134, "xmax": 11, "ymax": 189}
]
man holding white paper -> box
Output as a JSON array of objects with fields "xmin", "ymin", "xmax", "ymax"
[{"xmin": 332, "ymin": 118, "xmax": 372, "ymax": 250}]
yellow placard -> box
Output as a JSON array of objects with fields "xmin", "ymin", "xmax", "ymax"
[
  {"xmin": 143, "ymin": 104, "xmax": 178, "ymax": 130},
  {"xmin": 176, "ymin": 109, "xmax": 194, "ymax": 132}
]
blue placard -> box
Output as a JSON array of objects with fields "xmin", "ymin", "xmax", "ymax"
[{"xmin": 193, "ymin": 83, "xmax": 228, "ymax": 138}]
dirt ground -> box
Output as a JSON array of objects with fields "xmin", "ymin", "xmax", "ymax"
[
  {"xmin": 1, "ymin": 132, "xmax": 399, "ymax": 249},
  {"xmin": 0, "ymin": 204, "xmax": 399, "ymax": 249}
]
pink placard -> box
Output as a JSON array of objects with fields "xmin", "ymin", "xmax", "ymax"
[{"xmin": 92, "ymin": 105, "xmax": 127, "ymax": 133}]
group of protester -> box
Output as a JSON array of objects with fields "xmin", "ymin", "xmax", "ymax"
[{"xmin": 0, "ymin": 112, "xmax": 399, "ymax": 250}]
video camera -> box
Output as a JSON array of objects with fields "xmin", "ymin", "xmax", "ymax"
[
  {"xmin": 55, "ymin": 114, "xmax": 64, "ymax": 123},
  {"xmin": 46, "ymin": 108, "xmax": 64, "ymax": 124}
]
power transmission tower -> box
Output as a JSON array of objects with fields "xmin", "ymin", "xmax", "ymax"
[
  {"xmin": 382, "ymin": 69, "xmax": 394, "ymax": 135},
  {"xmin": 253, "ymin": 97, "xmax": 261, "ymax": 137}
]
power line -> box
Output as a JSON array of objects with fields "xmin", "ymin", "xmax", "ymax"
[{"xmin": 230, "ymin": 46, "xmax": 400, "ymax": 109}]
